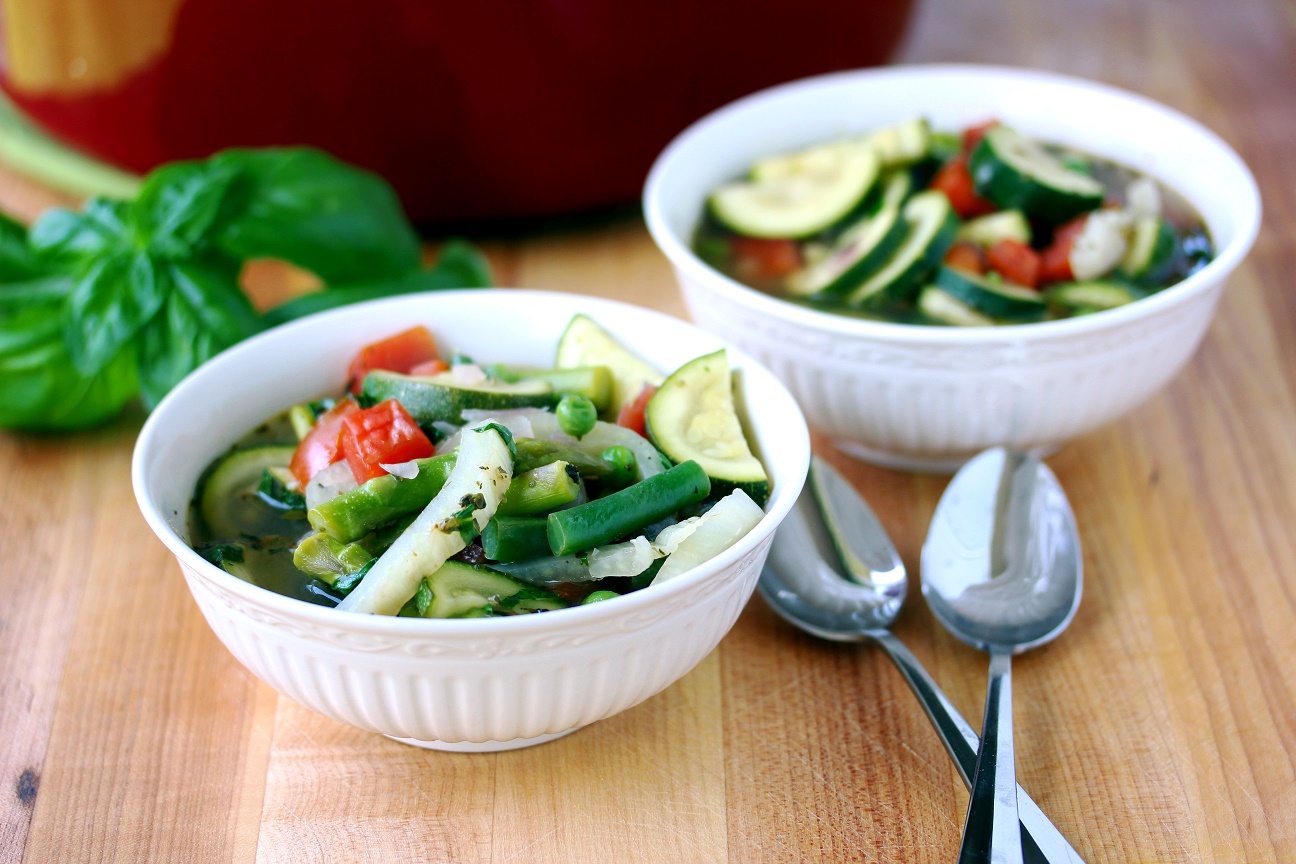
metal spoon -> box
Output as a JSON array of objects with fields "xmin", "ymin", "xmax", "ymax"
[
  {"xmin": 921, "ymin": 449, "xmax": 1082, "ymax": 864},
  {"xmin": 758, "ymin": 456, "xmax": 1083, "ymax": 864}
]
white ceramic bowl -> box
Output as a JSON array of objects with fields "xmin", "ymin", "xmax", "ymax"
[
  {"xmin": 644, "ymin": 64, "xmax": 1261, "ymax": 471},
  {"xmin": 132, "ymin": 290, "xmax": 809, "ymax": 751}
]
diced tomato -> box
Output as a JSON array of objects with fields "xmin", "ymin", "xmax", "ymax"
[
  {"xmin": 1038, "ymin": 216, "xmax": 1088, "ymax": 284},
  {"xmin": 616, "ymin": 384, "xmax": 658, "ymax": 438},
  {"xmin": 339, "ymin": 400, "xmax": 434, "ymax": 483},
  {"xmin": 944, "ymin": 241, "xmax": 987, "ymax": 275},
  {"xmin": 290, "ymin": 400, "xmax": 360, "ymax": 488},
  {"xmin": 409, "ymin": 358, "xmax": 450, "ymax": 376},
  {"xmin": 929, "ymin": 157, "xmax": 997, "ymax": 219},
  {"xmin": 985, "ymin": 239, "xmax": 1042, "ymax": 289},
  {"xmin": 962, "ymin": 119, "xmax": 1000, "ymax": 154},
  {"xmin": 347, "ymin": 326, "xmax": 441, "ymax": 394},
  {"xmin": 729, "ymin": 237, "xmax": 803, "ymax": 281}
]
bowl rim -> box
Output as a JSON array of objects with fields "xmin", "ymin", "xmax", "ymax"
[
  {"xmin": 131, "ymin": 288, "xmax": 810, "ymax": 638},
  {"xmin": 643, "ymin": 62, "xmax": 1262, "ymax": 345}
]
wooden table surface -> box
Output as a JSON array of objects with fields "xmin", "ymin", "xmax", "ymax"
[{"xmin": 3, "ymin": 1, "xmax": 1295, "ymax": 862}]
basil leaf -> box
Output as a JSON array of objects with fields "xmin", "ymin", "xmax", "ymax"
[
  {"xmin": 0, "ymin": 213, "xmax": 44, "ymax": 280},
  {"xmin": 28, "ymin": 198, "xmax": 130, "ymax": 268},
  {"xmin": 65, "ymin": 250, "xmax": 169, "ymax": 376},
  {"xmin": 213, "ymin": 148, "xmax": 421, "ymax": 283},
  {"xmin": 0, "ymin": 295, "xmax": 137, "ymax": 431},
  {"xmin": 170, "ymin": 256, "xmax": 263, "ymax": 346},
  {"xmin": 132, "ymin": 160, "xmax": 244, "ymax": 259},
  {"xmin": 136, "ymin": 257, "xmax": 257, "ymax": 408},
  {"xmin": 430, "ymin": 238, "xmax": 493, "ymax": 289}
]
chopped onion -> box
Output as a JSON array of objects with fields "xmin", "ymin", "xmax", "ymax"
[
  {"xmin": 458, "ymin": 409, "xmax": 535, "ymax": 440},
  {"xmin": 588, "ymin": 536, "xmax": 657, "ymax": 578},
  {"xmin": 1069, "ymin": 209, "xmax": 1132, "ymax": 281},
  {"xmin": 380, "ymin": 460, "xmax": 421, "ymax": 480},
  {"xmin": 450, "ymin": 363, "xmax": 487, "ymax": 386},
  {"xmin": 304, "ymin": 460, "xmax": 357, "ymax": 510},
  {"xmin": 1125, "ymin": 177, "xmax": 1162, "ymax": 221},
  {"xmin": 653, "ymin": 490, "xmax": 764, "ymax": 585}
]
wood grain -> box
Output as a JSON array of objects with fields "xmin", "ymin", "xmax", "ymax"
[{"xmin": 2, "ymin": 1, "xmax": 1295, "ymax": 862}]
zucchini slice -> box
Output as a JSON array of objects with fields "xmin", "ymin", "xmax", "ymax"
[
  {"xmin": 1119, "ymin": 217, "xmax": 1177, "ymax": 283},
  {"xmin": 413, "ymin": 561, "xmax": 565, "ymax": 618},
  {"xmin": 844, "ymin": 190, "xmax": 959, "ymax": 307},
  {"xmin": 784, "ymin": 205, "xmax": 907, "ymax": 297},
  {"xmin": 969, "ymin": 126, "xmax": 1105, "ymax": 222},
  {"xmin": 956, "ymin": 210, "xmax": 1032, "ymax": 247},
  {"xmin": 362, "ymin": 369, "xmax": 554, "ymax": 424},
  {"xmin": 874, "ymin": 170, "xmax": 914, "ymax": 213},
  {"xmin": 199, "ymin": 446, "xmax": 302, "ymax": 540},
  {"xmin": 933, "ymin": 266, "xmax": 1047, "ymax": 322},
  {"xmin": 863, "ymin": 117, "xmax": 931, "ymax": 168},
  {"xmin": 1045, "ymin": 281, "xmax": 1144, "ymax": 311},
  {"xmin": 917, "ymin": 286, "xmax": 997, "ymax": 327},
  {"xmin": 712, "ymin": 143, "xmax": 879, "ymax": 238},
  {"xmin": 491, "ymin": 365, "xmax": 614, "ymax": 413},
  {"xmin": 554, "ymin": 314, "xmax": 663, "ymax": 419},
  {"xmin": 644, "ymin": 349, "xmax": 769, "ymax": 506}
]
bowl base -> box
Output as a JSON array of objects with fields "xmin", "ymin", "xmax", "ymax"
[
  {"xmin": 387, "ymin": 727, "xmax": 580, "ymax": 753},
  {"xmin": 833, "ymin": 438, "xmax": 1060, "ymax": 474}
]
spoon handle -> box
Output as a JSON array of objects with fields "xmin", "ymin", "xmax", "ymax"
[
  {"xmin": 960, "ymin": 649, "xmax": 1023, "ymax": 864},
  {"xmin": 868, "ymin": 632, "xmax": 1084, "ymax": 864}
]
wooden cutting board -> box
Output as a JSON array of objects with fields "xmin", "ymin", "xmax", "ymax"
[{"xmin": 2, "ymin": 0, "xmax": 1294, "ymax": 861}]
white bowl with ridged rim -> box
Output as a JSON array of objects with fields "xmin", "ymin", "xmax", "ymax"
[
  {"xmin": 132, "ymin": 290, "xmax": 809, "ymax": 751},
  {"xmin": 644, "ymin": 64, "xmax": 1261, "ymax": 471}
]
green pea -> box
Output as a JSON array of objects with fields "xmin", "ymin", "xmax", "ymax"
[
  {"xmin": 582, "ymin": 590, "xmax": 620, "ymax": 605},
  {"xmin": 600, "ymin": 445, "xmax": 637, "ymax": 489},
  {"xmin": 556, "ymin": 394, "xmax": 597, "ymax": 438}
]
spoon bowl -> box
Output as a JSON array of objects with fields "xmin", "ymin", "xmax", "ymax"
[
  {"xmin": 920, "ymin": 448, "xmax": 1083, "ymax": 864},
  {"xmin": 922, "ymin": 449, "xmax": 1082, "ymax": 652}
]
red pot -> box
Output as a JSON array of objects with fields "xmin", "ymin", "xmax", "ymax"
[{"xmin": 0, "ymin": 0, "xmax": 914, "ymax": 222}]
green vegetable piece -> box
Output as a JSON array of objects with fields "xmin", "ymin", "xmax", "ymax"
[
  {"xmin": 582, "ymin": 590, "xmax": 621, "ymax": 605},
  {"xmin": 414, "ymin": 578, "xmax": 434, "ymax": 616},
  {"xmin": 410, "ymin": 561, "xmax": 566, "ymax": 618},
  {"xmin": 293, "ymin": 532, "xmax": 374, "ymax": 585},
  {"xmin": 197, "ymin": 542, "xmax": 253, "ymax": 582},
  {"xmin": 288, "ymin": 403, "xmax": 315, "ymax": 440},
  {"xmin": 334, "ymin": 558, "xmax": 375, "ymax": 597},
  {"xmin": 308, "ymin": 453, "xmax": 456, "ymax": 543},
  {"xmin": 256, "ymin": 469, "xmax": 306, "ymax": 512},
  {"xmin": 513, "ymin": 438, "xmax": 613, "ymax": 477},
  {"xmin": 490, "ymin": 555, "xmax": 592, "ymax": 585},
  {"xmin": 482, "ymin": 516, "xmax": 552, "ymax": 562},
  {"xmin": 547, "ymin": 460, "xmax": 711, "ymax": 556},
  {"xmin": 556, "ymin": 394, "xmax": 598, "ymax": 438},
  {"xmin": 600, "ymin": 445, "xmax": 637, "ymax": 489},
  {"xmin": 497, "ymin": 461, "xmax": 583, "ymax": 517},
  {"xmin": 494, "ymin": 365, "xmax": 614, "ymax": 412}
]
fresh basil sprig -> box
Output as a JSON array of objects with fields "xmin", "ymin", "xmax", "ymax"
[{"xmin": 0, "ymin": 147, "xmax": 491, "ymax": 432}]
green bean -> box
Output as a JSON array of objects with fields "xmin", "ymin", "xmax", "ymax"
[
  {"xmin": 547, "ymin": 460, "xmax": 710, "ymax": 556},
  {"xmin": 293, "ymin": 532, "xmax": 374, "ymax": 585},
  {"xmin": 307, "ymin": 453, "xmax": 455, "ymax": 542},
  {"xmin": 482, "ymin": 516, "xmax": 552, "ymax": 562},
  {"xmin": 497, "ymin": 461, "xmax": 582, "ymax": 517},
  {"xmin": 556, "ymin": 394, "xmax": 597, "ymax": 438},
  {"xmin": 513, "ymin": 438, "xmax": 611, "ymax": 477}
]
